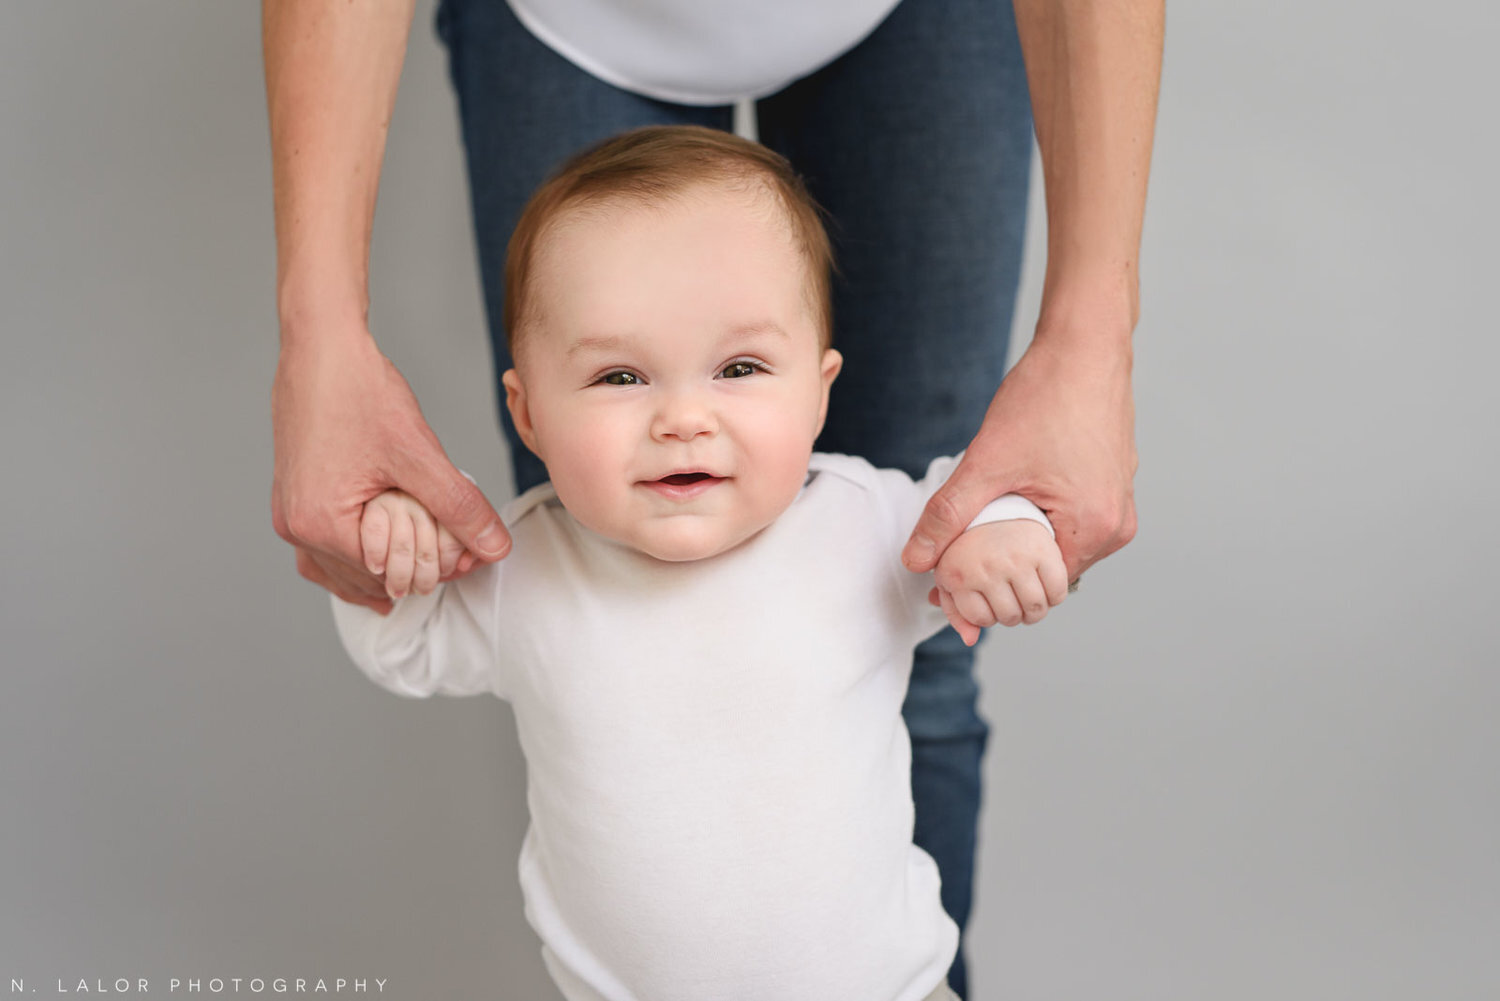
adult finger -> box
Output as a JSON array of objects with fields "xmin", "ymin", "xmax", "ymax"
[
  {"xmin": 902, "ymin": 457, "xmax": 1003, "ymax": 574},
  {"xmin": 296, "ymin": 547, "xmax": 393, "ymax": 615},
  {"xmin": 1052, "ymin": 492, "xmax": 1138, "ymax": 584},
  {"xmin": 392, "ymin": 444, "xmax": 511, "ymax": 563}
]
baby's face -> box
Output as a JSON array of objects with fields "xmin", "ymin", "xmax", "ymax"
[{"xmin": 503, "ymin": 182, "xmax": 842, "ymax": 562}]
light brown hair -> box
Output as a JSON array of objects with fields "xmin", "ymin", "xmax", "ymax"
[{"xmin": 502, "ymin": 125, "xmax": 836, "ymax": 356}]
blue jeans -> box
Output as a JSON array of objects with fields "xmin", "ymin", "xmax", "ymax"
[{"xmin": 435, "ymin": 1, "xmax": 1033, "ymax": 993}]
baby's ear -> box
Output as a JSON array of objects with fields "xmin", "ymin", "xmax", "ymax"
[
  {"xmin": 820, "ymin": 348, "xmax": 843, "ymax": 384},
  {"xmin": 501, "ymin": 369, "xmax": 542, "ymax": 458},
  {"xmin": 814, "ymin": 348, "xmax": 843, "ymax": 435}
]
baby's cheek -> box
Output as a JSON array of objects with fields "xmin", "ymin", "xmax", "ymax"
[
  {"xmin": 759, "ymin": 438, "xmax": 818, "ymax": 515},
  {"xmin": 547, "ymin": 423, "xmax": 622, "ymax": 493},
  {"xmin": 551, "ymin": 463, "xmax": 615, "ymax": 523}
]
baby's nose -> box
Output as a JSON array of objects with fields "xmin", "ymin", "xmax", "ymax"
[{"xmin": 650, "ymin": 388, "xmax": 718, "ymax": 441}]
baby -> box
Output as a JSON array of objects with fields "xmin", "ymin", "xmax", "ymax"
[{"xmin": 332, "ymin": 126, "xmax": 1067, "ymax": 1001}]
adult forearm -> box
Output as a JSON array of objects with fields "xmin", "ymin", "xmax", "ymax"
[
  {"xmin": 262, "ymin": 0, "xmax": 416, "ymax": 343},
  {"xmin": 1013, "ymin": 0, "xmax": 1164, "ymax": 343}
]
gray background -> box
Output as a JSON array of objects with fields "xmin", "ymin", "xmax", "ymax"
[{"xmin": 2, "ymin": 2, "xmax": 1496, "ymax": 999}]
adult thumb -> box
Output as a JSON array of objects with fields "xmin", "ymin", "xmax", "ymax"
[
  {"xmin": 901, "ymin": 460, "xmax": 994, "ymax": 573},
  {"xmin": 398, "ymin": 450, "xmax": 511, "ymax": 562}
]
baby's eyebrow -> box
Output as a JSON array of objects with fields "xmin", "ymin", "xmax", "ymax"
[
  {"xmin": 565, "ymin": 323, "xmax": 789, "ymax": 358},
  {"xmin": 566, "ymin": 335, "xmax": 627, "ymax": 358},
  {"xmin": 727, "ymin": 321, "xmax": 790, "ymax": 341}
]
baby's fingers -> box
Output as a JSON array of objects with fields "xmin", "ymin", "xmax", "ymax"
[
  {"xmin": 977, "ymin": 582, "xmax": 1018, "ymax": 627},
  {"xmin": 937, "ymin": 587, "xmax": 982, "ymax": 647},
  {"xmin": 411, "ymin": 513, "xmax": 441, "ymax": 596},
  {"xmin": 1039, "ymin": 553, "xmax": 1070, "ymax": 608},
  {"xmin": 360, "ymin": 502, "xmax": 392, "ymax": 575},
  {"xmin": 384, "ymin": 510, "xmax": 417, "ymax": 600},
  {"xmin": 437, "ymin": 523, "xmax": 465, "ymax": 580},
  {"xmin": 1010, "ymin": 572, "xmax": 1054, "ymax": 626},
  {"xmin": 952, "ymin": 588, "xmax": 998, "ymax": 630}
]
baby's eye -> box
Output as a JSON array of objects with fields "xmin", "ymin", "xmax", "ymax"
[
  {"xmin": 599, "ymin": 371, "xmax": 640, "ymax": 386},
  {"xmin": 720, "ymin": 361, "xmax": 761, "ymax": 379}
]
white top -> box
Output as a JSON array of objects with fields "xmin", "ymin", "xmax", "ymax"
[
  {"xmin": 332, "ymin": 452, "xmax": 1052, "ymax": 1001},
  {"xmin": 505, "ymin": 0, "xmax": 904, "ymax": 104}
]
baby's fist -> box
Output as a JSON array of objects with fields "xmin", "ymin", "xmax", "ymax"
[
  {"xmin": 360, "ymin": 489, "xmax": 464, "ymax": 600},
  {"xmin": 931, "ymin": 520, "xmax": 1069, "ymax": 645}
]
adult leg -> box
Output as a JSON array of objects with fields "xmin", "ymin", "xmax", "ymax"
[
  {"xmin": 756, "ymin": 0, "xmax": 1034, "ymax": 994},
  {"xmin": 433, "ymin": 0, "xmax": 733, "ymax": 494}
]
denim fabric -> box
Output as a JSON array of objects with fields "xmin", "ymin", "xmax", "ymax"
[{"xmin": 435, "ymin": 1, "xmax": 1032, "ymax": 993}]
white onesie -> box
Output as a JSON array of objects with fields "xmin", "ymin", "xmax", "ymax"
[{"xmin": 332, "ymin": 452, "xmax": 1052, "ymax": 1001}]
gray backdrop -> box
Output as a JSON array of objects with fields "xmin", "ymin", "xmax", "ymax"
[{"xmin": 2, "ymin": 2, "xmax": 1496, "ymax": 999}]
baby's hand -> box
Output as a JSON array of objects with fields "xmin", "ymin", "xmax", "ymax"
[
  {"xmin": 930, "ymin": 520, "xmax": 1069, "ymax": 646},
  {"xmin": 360, "ymin": 489, "xmax": 465, "ymax": 601}
]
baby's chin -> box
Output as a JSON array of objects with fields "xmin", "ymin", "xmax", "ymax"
[
  {"xmin": 630, "ymin": 524, "xmax": 768, "ymax": 563},
  {"xmin": 572, "ymin": 511, "xmax": 777, "ymax": 563},
  {"xmin": 554, "ymin": 478, "xmax": 807, "ymax": 563}
]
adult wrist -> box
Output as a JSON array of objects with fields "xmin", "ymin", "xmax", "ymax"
[
  {"xmin": 1034, "ymin": 267, "xmax": 1140, "ymax": 350},
  {"xmin": 275, "ymin": 262, "xmax": 370, "ymax": 340},
  {"xmin": 276, "ymin": 288, "xmax": 372, "ymax": 352}
]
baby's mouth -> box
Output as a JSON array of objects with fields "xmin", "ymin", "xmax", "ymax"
[
  {"xmin": 641, "ymin": 471, "xmax": 728, "ymax": 498},
  {"xmin": 657, "ymin": 472, "xmax": 715, "ymax": 486}
]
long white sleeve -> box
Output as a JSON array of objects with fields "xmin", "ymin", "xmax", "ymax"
[
  {"xmin": 919, "ymin": 453, "xmax": 1054, "ymax": 539},
  {"xmin": 815, "ymin": 452, "xmax": 1054, "ymax": 644},
  {"xmin": 967, "ymin": 491, "xmax": 1054, "ymax": 538},
  {"xmin": 330, "ymin": 562, "xmax": 503, "ymax": 700}
]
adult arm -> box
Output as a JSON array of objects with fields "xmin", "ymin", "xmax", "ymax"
[
  {"xmin": 263, "ymin": 0, "xmax": 510, "ymax": 614},
  {"xmin": 902, "ymin": 0, "xmax": 1164, "ymax": 585}
]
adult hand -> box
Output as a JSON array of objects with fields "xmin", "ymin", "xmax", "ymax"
[
  {"xmin": 901, "ymin": 325, "xmax": 1138, "ymax": 585},
  {"xmin": 271, "ymin": 321, "xmax": 511, "ymax": 614}
]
